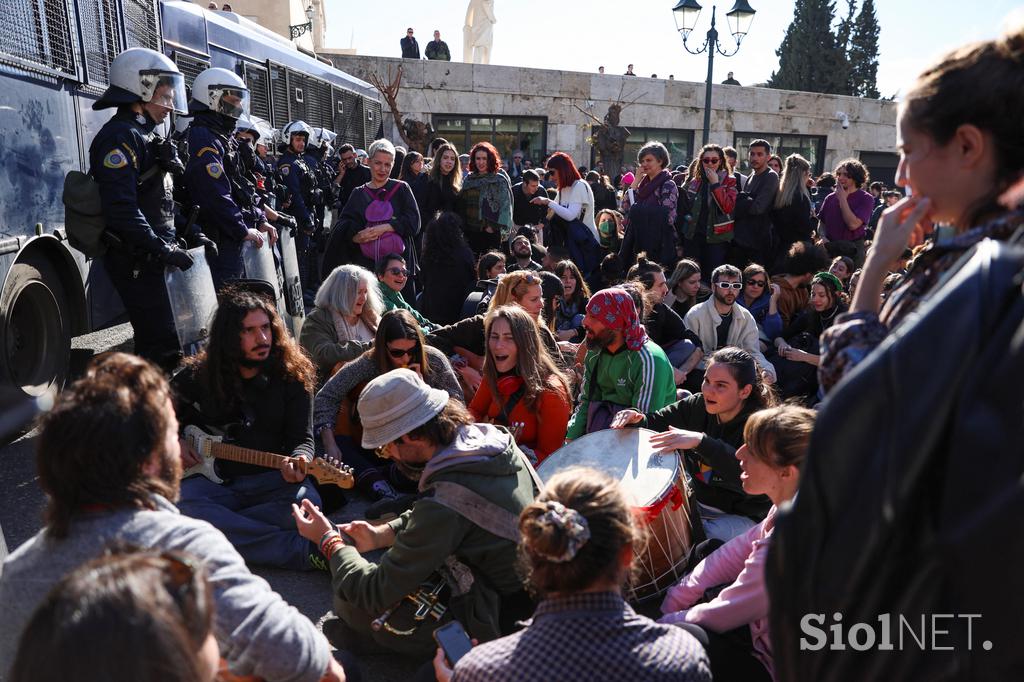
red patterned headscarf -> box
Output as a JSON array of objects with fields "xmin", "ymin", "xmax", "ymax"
[{"xmin": 585, "ymin": 288, "xmax": 648, "ymax": 351}]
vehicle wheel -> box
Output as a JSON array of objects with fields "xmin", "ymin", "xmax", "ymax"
[{"xmin": 0, "ymin": 256, "xmax": 71, "ymax": 397}]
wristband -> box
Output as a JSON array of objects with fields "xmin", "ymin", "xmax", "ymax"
[{"xmin": 319, "ymin": 529, "xmax": 340, "ymax": 553}]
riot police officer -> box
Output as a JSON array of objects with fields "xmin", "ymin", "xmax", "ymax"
[
  {"xmin": 277, "ymin": 121, "xmax": 319, "ymax": 299},
  {"xmin": 184, "ymin": 67, "xmax": 274, "ymax": 288},
  {"xmin": 89, "ymin": 47, "xmax": 215, "ymax": 368}
]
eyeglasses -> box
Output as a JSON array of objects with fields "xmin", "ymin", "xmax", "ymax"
[
  {"xmin": 701, "ymin": 157, "xmax": 720, "ymax": 164},
  {"xmin": 745, "ymin": 279, "xmax": 767, "ymax": 288},
  {"xmin": 715, "ymin": 281, "xmax": 743, "ymax": 290},
  {"xmin": 387, "ymin": 344, "xmax": 420, "ymax": 359},
  {"xmin": 387, "ymin": 267, "xmax": 409, "ymax": 277}
]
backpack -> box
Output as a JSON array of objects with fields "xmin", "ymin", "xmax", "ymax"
[
  {"xmin": 360, "ymin": 182, "xmax": 406, "ymax": 260},
  {"xmin": 63, "ymin": 166, "xmax": 159, "ymax": 258}
]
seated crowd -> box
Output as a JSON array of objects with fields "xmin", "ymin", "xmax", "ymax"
[{"xmin": 3, "ymin": 24, "xmax": 1024, "ymax": 682}]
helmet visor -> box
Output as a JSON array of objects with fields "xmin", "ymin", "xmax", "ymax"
[
  {"xmin": 139, "ymin": 70, "xmax": 188, "ymax": 114},
  {"xmin": 212, "ymin": 86, "xmax": 250, "ymax": 119}
]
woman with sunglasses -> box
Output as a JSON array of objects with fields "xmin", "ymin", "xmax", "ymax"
[
  {"xmin": 314, "ymin": 309, "xmax": 463, "ymax": 500},
  {"xmin": 375, "ymin": 253, "xmax": 437, "ymax": 333},
  {"xmin": 771, "ymin": 272, "xmax": 848, "ymax": 401},
  {"xmin": 682, "ymin": 144, "xmax": 738, "ymax": 280},
  {"xmin": 736, "ymin": 263, "xmax": 783, "ymax": 348},
  {"xmin": 470, "ymin": 305, "xmax": 572, "ymax": 464}
]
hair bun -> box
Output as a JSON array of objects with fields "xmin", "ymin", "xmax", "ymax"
[{"xmin": 530, "ymin": 501, "xmax": 591, "ymax": 563}]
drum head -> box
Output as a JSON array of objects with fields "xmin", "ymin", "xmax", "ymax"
[{"xmin": 537, "ymin": 428, "xmax": 678, "ymax": 507}]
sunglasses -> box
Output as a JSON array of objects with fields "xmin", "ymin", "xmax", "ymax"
[
  {"xmin": 715, "ymin": 281, "xmax": 743, "ymax": 290},
  {"xmin": 387, "ymin": 344, "xmax": 420, "ymax": 359},
  {"xmin": 745, "ymin": 279, "xmax": 767, "ymax": 288},
  {"xmin": 701, "ymin": 158, "xmax": 720, "ymax": 164},
  {"xmin": 387, "ymin": 267, "xmax": 409, "ymax": 277}
]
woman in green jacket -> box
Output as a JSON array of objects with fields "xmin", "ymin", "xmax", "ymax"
[{"xmin": 375, "ymin": 253, "xmax": 437, "ymax": 333}]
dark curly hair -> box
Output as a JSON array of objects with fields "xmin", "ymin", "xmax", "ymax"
[
  {"xmin": 422, "ymin": 211, "xmax": 473, "ymax": 269},
  {"xmin": 186, "ymin": 285, "xmax": 315, "ymax": 408}
]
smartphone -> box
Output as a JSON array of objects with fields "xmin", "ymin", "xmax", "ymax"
[{"xmin": 433, "ymin": 621, "xmax": 473, "ymax": 667}]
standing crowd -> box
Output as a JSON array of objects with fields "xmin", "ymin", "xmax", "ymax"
[{"xmin": 3, "ymin": 20, "xmax": 1024, "ymax": 682}]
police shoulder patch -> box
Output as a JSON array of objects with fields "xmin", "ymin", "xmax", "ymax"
[
  {"xmin": 206, "ymin": 162, "xmax": 224, "ymax": 179},
  {"xmin": 103, "ymin": 149, "xmax": 128, "ymax": 169},
  {"xmin": 280, "ymin": 164, "xmax": 290, "ymax": 176}
]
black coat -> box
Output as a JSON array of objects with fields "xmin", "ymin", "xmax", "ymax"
[
  {"xmin": 400, "ymin": 36, "xmax": 420, "ymax": 59},
  {"xmin": 420, "ymin": 245, "xmax": 476, "ymax": 325},
  {"xmin": 768, "ymin": 238, "xmax": 1024, "ymax": 681}
]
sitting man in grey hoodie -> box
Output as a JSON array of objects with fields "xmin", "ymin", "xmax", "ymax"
[
  {"xmin": 0, "ymin": 353, "xmax": 349, "ymax": 682},
  {"xmin": 293, "ymin": 367, "xmax": 539, "ymax": 658}
]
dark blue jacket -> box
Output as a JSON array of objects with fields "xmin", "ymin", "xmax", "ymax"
[
  {"xmin": 184, "ymin": 118, "xmax": 253, "ymax": 241},
  {"xmin": 277, "ymin": 149, "xmax": 316, "ymax": 228},
  {"xmin": 88, "ymin": 108, "xmax": 176, "ymax": 255}
]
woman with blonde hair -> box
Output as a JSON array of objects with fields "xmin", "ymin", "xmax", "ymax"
[
  {"xmin": 469, "ymin": 306, "xmax": 571, "ymax": 463},
  {"xmin": 437, "ymin": 468, "xmax": 711, "ymax": 681},
  {"xmin": 771, "ymin": 153, "xmax": 815, "ymax": 264},
  {"xmin": 300, "ymin": 264, "xmax": 382, "ymax": 382}
]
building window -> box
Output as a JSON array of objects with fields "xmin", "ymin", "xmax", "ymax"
[
  {"xmin": 433, "ymin": 115, "xmax": 547, "ymax": 165},
  {"xmin": 733, "ymin": 133, "xmax": 827, "ymax": 176},
  {"xmin": 621, "ymin": 128, "xmax": 696, "ymax": 172}
]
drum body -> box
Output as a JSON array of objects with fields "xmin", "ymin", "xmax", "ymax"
[{"xmin": 537, "ymin": 428, "xmax": 694, "ymax": 600}]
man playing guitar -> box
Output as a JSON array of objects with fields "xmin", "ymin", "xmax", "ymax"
[{"xmin": 175, "ymin": 285, "xmax": 329, "ymax": 570}]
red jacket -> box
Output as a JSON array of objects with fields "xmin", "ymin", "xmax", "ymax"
[
  {"xmin": 469, "ymin": 376, "xmax": 571, "ymax": 463},
  {"xmin": 684, "ymin": 174, "xmax": 738, "ymax": 244}
]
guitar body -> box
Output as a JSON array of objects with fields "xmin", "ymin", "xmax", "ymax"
[
  {"xmin": 183, "ymin": 425, "xmax": 224, "ymax": 484},
  {"xmin": 181, "ymin": 425, "xmax": 355, "ymax": 489}
]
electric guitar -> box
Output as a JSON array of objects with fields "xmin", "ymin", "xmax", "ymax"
[{"xmin": 182, "ymin": 425, "xmax": 354, "ymax": 489}]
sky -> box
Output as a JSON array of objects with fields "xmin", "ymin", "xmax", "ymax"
[{"xmin": 322, "ymin": 0, "xmax": 1023, "ymax": 99}]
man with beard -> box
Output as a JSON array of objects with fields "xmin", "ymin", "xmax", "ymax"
[
  {"xmin": 506, "ymin": 234, "xmax": 542, "ymax": 272},
  {"xmin": 332, "ymin": 143, "xmax": 371, "ymax": 212},
  {"xmin": 0, "ymin": 353, "xmax": 348, "ymax": 682},
  {"xmin": 683, "ymin": 264, "xmax": 776, "ymax": 392},
  {"xmin": 173, "ymin": 286, "xmax": 325, "ymax": 570},
  {"xmin": 564, "ymin": 288, "xmax": 676, "ymax": 440}
]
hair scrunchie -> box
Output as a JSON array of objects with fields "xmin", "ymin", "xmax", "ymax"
[{"xmin": 534, "ymin": 501, "xmax": 591, "ymax": 563}]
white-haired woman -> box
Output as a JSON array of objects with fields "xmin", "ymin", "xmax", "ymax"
[
  {"xmin": 322, "ymin": 139, "xmax": 422, "ymax": 297},
  {"xmin": 299, "ymin": 264, "xmax": 383, "ymax": 382}
]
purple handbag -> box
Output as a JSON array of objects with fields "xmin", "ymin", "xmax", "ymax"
[{"xmin": 360, "ymin": 182, "xmax": 406, "ymax": 260}]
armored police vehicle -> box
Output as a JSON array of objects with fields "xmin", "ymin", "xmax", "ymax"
[{"xmin": 0, "ymin": 0, "xmax": 382, "ymax": 398}]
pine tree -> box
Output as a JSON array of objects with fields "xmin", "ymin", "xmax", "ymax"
[
  {"xmin": 834, "ymin": 0, "xmax": 857, "ymax": 94},
  {"xmin": 768, "ymin": 0, "xmax": 852, "ymax": 95},
  {"xmin": 848, "ymin": 0, "xmax": 880, "ymax": 98}
]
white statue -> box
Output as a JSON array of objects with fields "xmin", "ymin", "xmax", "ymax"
[{"xmin": 463, "ymin": 0, "xmax": 495, "ymax": 65}]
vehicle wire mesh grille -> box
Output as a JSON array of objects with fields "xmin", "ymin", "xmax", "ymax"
[
  {"xmin": 364, "ymin": 98, "xmax": 383, "ymax": 149},
  {"xmin": 79, "ymin": 0, "xmax": 123, "ymax": 86},
  {"xmin": 305, "ymin": 77, "xmax": 326, "ymax": 129},
  {"xmin": 286, "ymin": 69, "xmax": 306, "ymax": 123},
  {"xmin": 173, "ymin": 52, "xmax": 209, "ymax": 90},
  {"xmin": 244, "ymin": 63, "xmax": 271, "ymax": 122},
  {"xmin": 269, "ymin": 62, "xmax": 289, "ymax": 128},
  {"xmin": 123, "ymin": 0, "xmax": 160, "ymax": 51},
  {"xmin": 334, "ymin": 87, "xmax": 361, "ymax": 147},
  {"xmin": 0, "ymin": 0, "xmax": 76, "ymax": 75}
]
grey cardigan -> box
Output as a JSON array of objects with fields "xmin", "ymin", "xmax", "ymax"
[{"xmin": 314, "ymin": 345, "xmax": 464, "ymax": 434}]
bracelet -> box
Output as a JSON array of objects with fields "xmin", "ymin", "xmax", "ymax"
[
  {"xmin": 322, "ymin": 537, "xmax": 345, "ymax": 560},
  {"xmin": 319, "ymin": 529, "xmax": 340, "ymax": 554}
]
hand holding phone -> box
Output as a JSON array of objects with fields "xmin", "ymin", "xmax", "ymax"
[{"xmin": 434, "ymin": 621, "xmax": 474, "ymax": 668}]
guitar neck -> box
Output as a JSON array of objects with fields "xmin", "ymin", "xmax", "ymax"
[{"xmin": 210, "ymin": 442, "xmax": 288, "ymax": 470}]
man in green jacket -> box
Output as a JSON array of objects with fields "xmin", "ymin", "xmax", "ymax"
[
  {"xmin": 293, "ymin": 368, "xmax": 537, "ymax": 656},
  {"xmin": 565, "ymin": 288, "xmax": 677, "ymax": 440}
]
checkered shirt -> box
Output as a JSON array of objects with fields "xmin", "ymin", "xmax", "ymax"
[{"xmin": 451, "ymin": 591, "xmax": 711, "ymax": 682}]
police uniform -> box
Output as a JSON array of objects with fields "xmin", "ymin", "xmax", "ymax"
[
  {"xmin": 277, "ymin": 146, "xmax": 319, "ymax": 296},
  {"xmin": 185, "ymin": 111, "xmax": 262, "ymax": 288},
  {"xmin": 90, "ymin": 108, "xmax": 191, "ymax": 366}
]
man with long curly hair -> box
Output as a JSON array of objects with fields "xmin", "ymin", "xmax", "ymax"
[{"xmin": 174, "ymin": 285, "xmax": 325, "ymax": 570}]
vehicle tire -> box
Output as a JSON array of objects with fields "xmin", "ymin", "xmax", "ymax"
[{"xmin": 0, "ymin": 255, "xmax": 71, "ymax": 397}]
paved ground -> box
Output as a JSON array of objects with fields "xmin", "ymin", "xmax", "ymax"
[{"xmin": 1, "ymin": 323, "xmax": 423, "ymax": 681}]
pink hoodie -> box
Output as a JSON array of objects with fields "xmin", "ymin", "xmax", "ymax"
[{"xmin": 660, "ymin": 507, "xmax": 777, "ymax": 680}]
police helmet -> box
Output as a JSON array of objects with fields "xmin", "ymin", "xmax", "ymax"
[
  {"xmin": 191, "ymin": 67, "xmax": 250, "ymax": 119},
  {"xmin": 235, "ymin": 114, "xmax": 260, "ymax": 139},
  {"xmin": 283, "ymin": 120, "xmax": 313, "ymax": 145},
  {"xmin": 94, "ymin": 48, "xmax": 188, "ymax": 113}
]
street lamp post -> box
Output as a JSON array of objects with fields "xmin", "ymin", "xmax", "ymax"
[
  {"xmin": 289, "ymin": 4, "xmax": 315, "ymax": 40},
  {"xmin": 672, "ymin": 0, "xmax": 756, "ymax": 145}
]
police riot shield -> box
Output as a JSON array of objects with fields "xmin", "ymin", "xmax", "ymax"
[
  {"xmin": 165, "ymin": 247, "xmax": 217, "ymax": 357},
  {"xmin": 241, "ymin": 238, "xmax": 298, "ymax": 336},
  {"xmin": 277, "ymin": 226, "xmax": 305, "ymax": 338}
]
